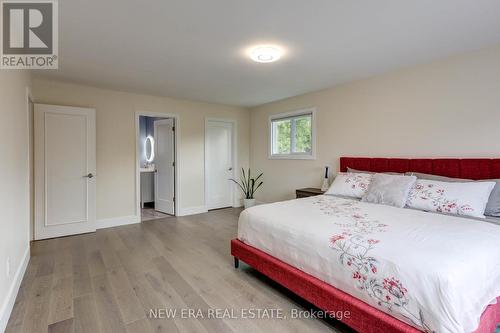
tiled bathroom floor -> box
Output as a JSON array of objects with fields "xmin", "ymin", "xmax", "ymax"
[{"xmin": 141, "ymin": 207, "xmax": 172, "ymax": 221}]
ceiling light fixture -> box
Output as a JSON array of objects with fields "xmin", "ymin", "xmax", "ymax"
[{"xmin": 249, "ymin": 45, "xmax": 283, "ymax": 63}]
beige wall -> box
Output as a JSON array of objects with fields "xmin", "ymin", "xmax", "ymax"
[
  {"xmin": 32, "ymin": 78, "xmax": 250, "ymax": 221},
  {"xmin": 250, "ymin": 45, "xmax": 500, "ymax": 203},
  {"xmin": 0, "ymin": 70, "xmax": 31, "ymax": 329}
]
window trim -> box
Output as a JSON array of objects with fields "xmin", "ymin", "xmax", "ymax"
[{"xmin": 268, "ymin": 108, "xmax": 316, "ymax": 160}]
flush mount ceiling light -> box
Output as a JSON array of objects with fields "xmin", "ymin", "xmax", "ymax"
[{"xmin": 249, "ymin": 45, "xmax": 283, "ymax": 63}]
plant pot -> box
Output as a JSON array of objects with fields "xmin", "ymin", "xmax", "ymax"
[{"xmin": 244, "ymin": 198, "xmax": 256, "ymax": 209}]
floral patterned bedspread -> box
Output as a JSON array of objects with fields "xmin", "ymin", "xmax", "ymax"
[{"xmin": 238, "ymin": 195, "xmax": 500, "ymax": 333}]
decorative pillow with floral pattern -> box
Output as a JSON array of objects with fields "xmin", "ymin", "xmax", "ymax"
[
  {"xmin": 406, "ymin": 179, "xmax": 496, "ymax": 218},
  {"xmin": 325, "ymin": 172, "xmax": 373, "ymax": 198}
]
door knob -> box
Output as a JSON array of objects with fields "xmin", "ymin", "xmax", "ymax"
[
  {"xmin": 85, "ymin": 173, "xmax": 94, "ymax": 179},
  {"xmin": 228, "ymin": 167, "xmax": 233, "ymax": 171}
]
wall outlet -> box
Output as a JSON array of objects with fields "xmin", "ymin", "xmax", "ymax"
[{"xmin": 6, "ymin": 257, "xmax": 10, "ymax": 277}]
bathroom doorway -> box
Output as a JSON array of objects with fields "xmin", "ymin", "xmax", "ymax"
[{"xmin": 136, "ymin": 112, "xmax": 178, "ymax": 221}]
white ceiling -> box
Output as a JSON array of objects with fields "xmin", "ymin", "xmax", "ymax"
[{"xmin": 35, "ymin": 0, "xmax": 500, "ymax": 107}]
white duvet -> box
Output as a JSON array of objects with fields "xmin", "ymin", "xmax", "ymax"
[{"xmin": 237, "ymin": 195, "xmax": 500, "ymax": 333}]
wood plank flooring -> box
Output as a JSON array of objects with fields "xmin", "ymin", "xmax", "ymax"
[{"xmin": 6, "ymin": 208, "xmax": 353, "ymax": 333}]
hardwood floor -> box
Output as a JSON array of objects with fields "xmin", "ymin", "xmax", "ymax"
[{"xmin": 6, "ymin": 208, "xmax": 353, "ymax": 333}]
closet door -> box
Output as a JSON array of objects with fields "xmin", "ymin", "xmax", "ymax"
[
  {"xmin": 205, "ymin": 120, "xmax": 234, "ymax": 210},
  {"xmin": 34, "ymin": 104, "xmax": 96, "ymax": 240}
]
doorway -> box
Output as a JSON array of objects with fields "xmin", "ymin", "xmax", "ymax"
[
  {"xmin": 205, "ymin": 119, "xmax": 236, "ymax": 210},
  {"xmin": 136, "ymin": 113, "xmax": 178, "ymax": 221}
]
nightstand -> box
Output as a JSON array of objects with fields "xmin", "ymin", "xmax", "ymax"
[{"xmin": 296, "ymin": 188, "xmax": 326, "ymax": 198}]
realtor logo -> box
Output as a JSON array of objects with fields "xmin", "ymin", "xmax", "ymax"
[{"xmin": 1, "ymin": 0, "xmax": 58, "ymax": 69}]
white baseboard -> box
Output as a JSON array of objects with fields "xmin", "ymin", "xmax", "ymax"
[
  {"xmin": 0, "ymin": 246, "xmax": 30, "ymax": 333},
  {"xmin": 96, "ymin": 215, "xmax": 140, "ymax": 229},
  {"xmin": 178, "ymin": 205, "xmax": 208, "ymax": 216}
]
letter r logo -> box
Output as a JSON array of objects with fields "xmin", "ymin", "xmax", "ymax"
[{"xmin": 2, "ymin": 1, "xmax": 54, "ymax": 54}]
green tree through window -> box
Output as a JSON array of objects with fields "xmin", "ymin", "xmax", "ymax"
[
  {"xmin": 271, "ymin": 112, "xmax": 313, "ymax": 157},
  {"xmin": 295, "ymin": 116, "xmax": 311, "ymax": 153},
  {"xmin": 275, "ymin": 119, "xmax": 291, "ymax": 153}
]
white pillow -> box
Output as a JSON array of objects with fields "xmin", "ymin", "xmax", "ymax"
[
  {"xmin": 406, "ymin": 179, "xmax": 495, "ymax": 218},
  {"xmin": 325, "ymin": 172, "xmax": 373, "ymax": 198},
  {"xmin": 361, "ymin": 173, "xmax": 417, "ymax": 208}
]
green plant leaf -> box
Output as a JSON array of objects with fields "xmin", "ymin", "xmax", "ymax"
[
  {"xmin": 229, "ymin": 178, "xmax": 246, "ymax": 195},
  {"xmin": 233, "ymin": 168, "xmax": 264, "ymax": 199},
  {"xmin": 255, "ymin": 181, "xmax": 263, "ymax": 191},
  {"xmin": 249, "ymin": 178, "xmax": 255, "ymax": 198},
  {"xmin": 239, "ymin": 168, "xmax": 248, "ymax": 196},
  {"xmin": 247, "ymin": 168, "xmax": 251, "ymax": 197},
  {"xmin": 254, "ymin": 172, "xmax": 263, "ymax": 183}
]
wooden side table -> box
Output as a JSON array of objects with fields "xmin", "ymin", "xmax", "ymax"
[{"xmin": 296, "ymin": 188, "xmax": 326, "ymax": 198}]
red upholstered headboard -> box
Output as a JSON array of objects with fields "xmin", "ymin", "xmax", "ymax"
[{"xmin": 340, "ymin": 157, "xmax": 500, "ymax": 180}]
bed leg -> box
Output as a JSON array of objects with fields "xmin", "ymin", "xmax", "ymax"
[{"xmin": 234, "ymin": 257, "xmax": 239, "ymax": 269}]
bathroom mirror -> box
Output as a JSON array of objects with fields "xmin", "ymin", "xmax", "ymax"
[{"xmin": 145, "ymin": 136, "xmax": 155, "ymax": 163}]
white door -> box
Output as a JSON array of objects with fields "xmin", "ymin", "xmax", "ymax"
[
  {"xmin": 34, "ymin": 104, "xmax": 96, "ymax": 240},
  {"xmin": 154, "ymin": 119, "xmax": 175, "ymax": 215},
  {"xmin": 205, "ymin": 120, "xmax": 234, "ymax": 210}
]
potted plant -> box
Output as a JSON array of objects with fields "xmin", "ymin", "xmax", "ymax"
[{"xmin": 230, "ymin": 168, "xmax": 263, "ymax": 209}]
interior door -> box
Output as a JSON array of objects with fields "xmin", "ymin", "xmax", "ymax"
[
  {"xmin": 206, "ymin": 120, "xmax": 233, "ymax": 210},
  {"xmin": 154, "ymin": 119, "xmax": 175, "ymax": 215},
  {"xmin": 34, "ymin": 104, "xmax": 96, "ymax": 240}
]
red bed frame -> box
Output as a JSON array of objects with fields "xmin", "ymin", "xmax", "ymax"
[{"xmin": 231, "ymin": 157, "xmax": 500, "ymax": 333}]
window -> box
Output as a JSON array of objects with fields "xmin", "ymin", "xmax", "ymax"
[{"xmin": 269, "ymin": 108, "xmax": 316, "ymax": 159}]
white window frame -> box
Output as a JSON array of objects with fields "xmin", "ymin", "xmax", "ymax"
[{"xmin": 268, "ymin": 108, "xmax": 316, "ymax": 160}]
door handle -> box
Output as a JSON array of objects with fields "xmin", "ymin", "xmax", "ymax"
[
  {"xmin": 85, "ymin": 173, "xmax": 94, "ymax": 179},
  {"xmin": 228, "ymin": 167, "xmax": 233, "ymax": 171}
]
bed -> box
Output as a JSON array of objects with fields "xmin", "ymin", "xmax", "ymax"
[{"xmin": 231, "ymin": 157, "xmax": 500, "ymax": 333}]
